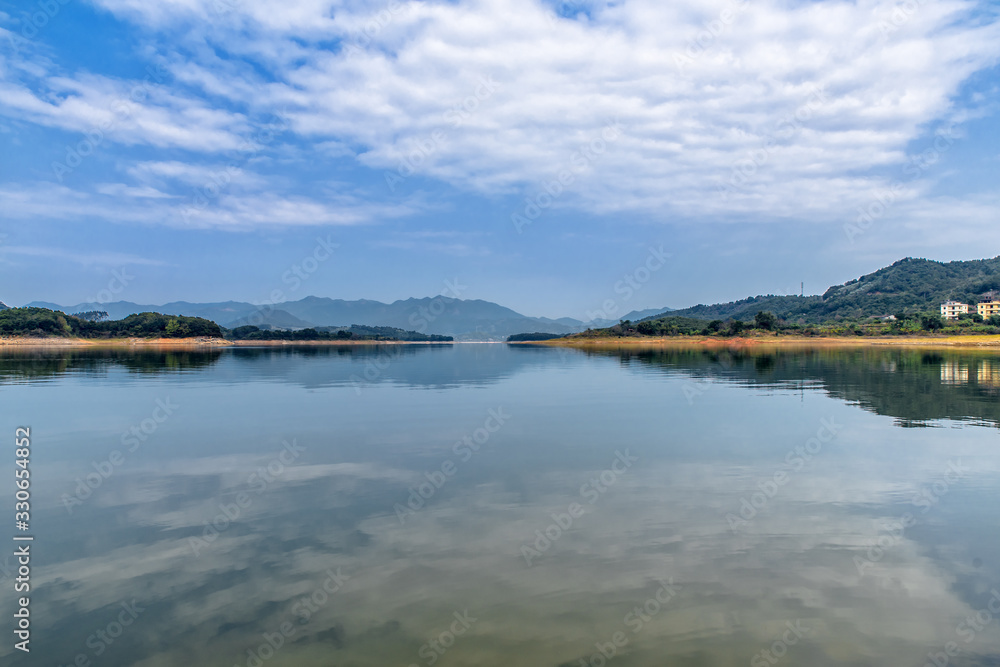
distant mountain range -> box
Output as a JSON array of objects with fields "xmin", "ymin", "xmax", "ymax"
[
  {"xmin": 9, "ymin": 256, "xmax": 1000, "ymax": 337},
  {"xmin": 21, "ymin": 297, "xmax": 672, "ymax": 341},
  {"xmin": 652, "ymin": 256, "xmax": 1000, "ymax": 323}
]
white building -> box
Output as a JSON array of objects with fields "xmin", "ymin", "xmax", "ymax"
[{"xmin": 940, "ymin": 301, "xmax": 969, "ymax": 320}]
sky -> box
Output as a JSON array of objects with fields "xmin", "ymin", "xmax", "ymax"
[{"xmin": 0, "ymin": 0, "xmax": 999, "ymax": 320}]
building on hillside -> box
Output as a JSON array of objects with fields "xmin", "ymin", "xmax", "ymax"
[
  {"xmin": 940, "ymin": 301, "xmax": 969, "ymax": 320},
  {"xmin": 978, "ymin": 299, "xmax": 1000, "ymax": 319}
]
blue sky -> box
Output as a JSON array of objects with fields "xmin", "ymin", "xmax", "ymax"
[{"xmin": 1, "ymin": 0, "xmax": 999, "ymax": 320}]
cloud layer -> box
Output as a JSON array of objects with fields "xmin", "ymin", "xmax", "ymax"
[{"xmin": 1, "ymin": 0, "xmax": 998, "ymax": 230}]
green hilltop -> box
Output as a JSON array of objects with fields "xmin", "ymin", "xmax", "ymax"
[
  {"xmin": 0, "ymin": 308, "xmax": 224, "ymax": 339},
  {"xmin": 658, "ymin": 256, "xmax": 1000, "ymax": 323}
]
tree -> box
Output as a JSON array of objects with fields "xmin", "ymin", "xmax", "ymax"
[
  {"xmin": 754, "ymin": 311, "xmax": 777, "ymax": 331},
  {"xmin": 920, "ymin": 314, "xmax": 944, "ymax": 331}
]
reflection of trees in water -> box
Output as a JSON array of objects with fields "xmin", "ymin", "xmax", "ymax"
[
  {"xmin": 597, "ymin": 346, "xmax": 1000, "ymax": 428},
  {"xmin": 0, "ymin": 344, "xmax": 446, "ymax": 382},
  {"xmin": 228, "ymin": 344, "xmax": 440, "ymax": 362},
  {"xmin": 5, "ymin": 344, "xmax": 1000, "ymax": 426},
  {"xmin": 0, "ymin": 348, "xmax": 224, "ymax": 381}
]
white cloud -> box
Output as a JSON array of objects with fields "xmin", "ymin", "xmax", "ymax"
[
  {"xmin": 0, "ymin": 182, "xmax": 421, "ymax": 230},
  {"xmin": 0, "ymin": 244, "xmax": 169, "ymax": 267},
  {"xmin": 126, "ymin": 160, "xmax": 267, "ymax": 189},
  {"xmin": 0, "ymin": 64, "xmax": 252, "ymax": 152},
  {"xmin": 4, "ymin": 0, "xmax": 998, "ymax": 230},
  {"xmin": 95, "ymin": 183, "xmax": 176, "ymax": 198},
  {"xmin": 86, "ymin": 0, "xmax": 1000, "ymax": 224}
]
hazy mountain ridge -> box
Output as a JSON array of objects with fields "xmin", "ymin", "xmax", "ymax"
[
  {"xmin": 225, "ymin": 309, "xmax": 314, "ymax": 330},
  {"xmin": 24, "ymin": 297, "xmax": 602, "ymax": 341},
  {"xmin": 18, "ymin": 256, "xmax": 1000, "ymax": 336}
]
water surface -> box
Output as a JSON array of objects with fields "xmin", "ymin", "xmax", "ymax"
[{"xmin": 1, "ymin": 344, "xmax": 999, "ymax": 666}]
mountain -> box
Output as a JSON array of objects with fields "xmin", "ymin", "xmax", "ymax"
[
  {"xmin": 656, "ymin": 295, "xmax": 821, "ymax": 323},
  {"xmin": 24, "ymin": 296, "xmax": 592, "ymax": 341},
  {"xmin": 0, "ymin": 301, "xmax": 8, "ymax": 310},
  {"xmin": 622, "ymin": 307, "xmax": 674, "ymax": 321},
  {"xmin": 261, "ymin": 296, "xmax": 588, "ymax": 340},
  {"xmin": 664, "ymin": 257, "xmax": 1000, "ymax": 323},
  {"xmin": 224, "ymin": 309, "xmax": 314, "ymax": 330}
]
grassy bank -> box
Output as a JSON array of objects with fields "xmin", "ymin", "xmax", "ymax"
[{"xmin": 537, "ymin": 334, "xmax": 1000, "ymax": 350}]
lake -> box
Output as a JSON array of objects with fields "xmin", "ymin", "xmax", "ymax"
[{"xmin": 2, "ymin": 343, "xmax": 999, "ymax": 667}]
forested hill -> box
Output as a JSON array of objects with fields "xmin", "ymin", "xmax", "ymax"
[
  {"xmin": 0, "ymin": 307, "xmax": 452, "ymax": 342},
  {"xmin": 0, "ymin": 308, "xmax": 223, "ymax": 338},
  {"xmin": 660, "ymin": 257, "xmax": 1000, "ymax": 323}
]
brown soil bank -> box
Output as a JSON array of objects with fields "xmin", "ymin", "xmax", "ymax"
[
  {"xmin": 0, "ymin": 336, "xmax": 454, "ymax": 348},
  {"xmin": 0, "ymin": 336, "xmax": 234, "ymax": 348}
]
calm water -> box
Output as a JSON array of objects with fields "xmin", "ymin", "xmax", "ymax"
[{"xmin": 2, "ymin": 344, "xmax": 1000, "ymax": 667}]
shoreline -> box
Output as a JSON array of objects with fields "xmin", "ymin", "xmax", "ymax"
[
  {"xmin": 0, "ymin": 336, "xmax": 236, "ymax": 348},
  {"xmin": 538, "ymin": 334, "xmax": 1000, "ymax": 350},
  {"xmin": 6, "ymin": 334, "xmax": 1000, "ymax": 350},
  {"xmin": 0, "ymin": 336, "xmax": 454, "ymax": 349}
]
